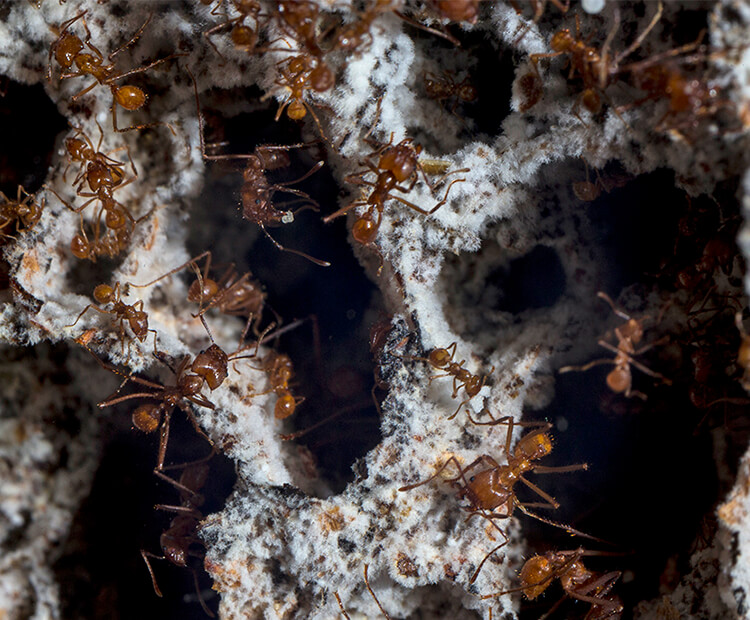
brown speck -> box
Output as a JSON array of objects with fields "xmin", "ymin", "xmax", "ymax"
[{"xmin": 396, "ymin": 553, "xmax": 418, "ymax": 577}]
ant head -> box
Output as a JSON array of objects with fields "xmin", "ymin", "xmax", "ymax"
[
  {"xmin": 434, "ymin": 0, "xmax": 478, "ymax": 23},
  {"xmin": 429, "ymin": 347, "xmax": 452, "ymax": 368},
  {"xmin": 114, "ymin": 85, "xmax": 147, "ymax": 111},
  {"xmin": 619, "ymin": 319, "xmax": 643, "ymax": 344},
  {"xmin": 287, "ymin": 56, "xmax": 309, "ymax": 75},
  {"xmin": 606, "ymin": 367, "xmax": 630, "ymax": 393},
  {"xmin": 188, "ymin": 277, "xmax": 220, "ymax": 305},
  {"xmin": 65, "ymin": 137, "xmax": 89, "ymax": 161},
  {"xmin": 519, "ymin": 555, "xmax": 554, "ymax": 599},
  {"xmin": 242, "ymin": 187, "xmax": 278, "ymax": 224},
  {"xmin": 572, "ymin": 180, "xmax": 599, "ymax": 201},
  {"xmin": 581, "ymin": 89, "xmax": 601, "ymax": 114},
  {"xmin": 515, "ymin": 430, "xmax": 553, "ymax": 461},
  {"xmin": 133, "ymin": 403, "xmax": 162, "ymax": 433},
  {"xmin": 550, "ymin": 29, "xmax": 573, "ymax": 52},
  {"xmin": 71, "ymin": 234, "xmax": 91, "ymax": 259},
  {"xmin": 352, "ymin": 213, "xmax": 379, "ymax": 245},
  {"xmin": 129, "ymin": 312, "xmax": 149, "ymax": 339},
  {"xmin": 378, "ymin": 142, "xmax": 418, "ymax": 183},
  {"xmin": 93, "ymin": 283, "xmax": 115, "ymax": 304},
  {"xmin": 274, "ymin": 392, "xmax": 297, "ymax": 419},
  {"xmin": 287, "ymin": 99, "xmax": 307, "ymax": 120},
  {"xmin": 231, "ymin": 24, "xmax": 258, "ymax": 50},
  {"xmin": 458, "ymin": 82, "xmax": 478, "ymax": 103},
  {"xmin": 54, "ymin": 33, "xmax": 84, "ymax": 69},
  {"xmin": 192, "ymin": 345, "xmax": 229, "ymax": 390},
  {"xmin": 310, "ymin": 63, "xmax": 334, "ymax": 92}
]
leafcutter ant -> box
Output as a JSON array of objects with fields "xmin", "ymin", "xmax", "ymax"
[
  {"xmin": 412, "ymin": 342, "xmax": 493, "ymax": 419},
  {"xmin": 481, "ymin": 548, "xmax": 623, "ymax": 620},
  {"xmin": 0, "ymin": 186, "xmax": 44, "ymax": 240},
  {"xmin": 188, "ymin": 68, "xmax": 330, "ymax": 266},
  {"xmin": 560, "ymin": 292, "xmax": 671, "ymax": 400},
  {"xmin": 48, "ymin": 11, "xmax": 185, "ymax": 133},
  {"xmin": 424, "ymin": 71, "xmax": 477, "ymax": 116},
  {"xmin": 399, "ymin": 420, "xmax": 592, "ymax": 583},
  {"xmin": 142, "ymin": 460, "xmax": 215, "ymax": 617},
  {"xmin": 203, "ymin": 0, "xmax": 263, "ymax": 58}
]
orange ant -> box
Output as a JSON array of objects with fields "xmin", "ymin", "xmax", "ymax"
[
  {"xmin": 247, "ymin": 350, "xmax": 304, "ymax": 419},
  {"xmin": 481, "ymin": 548, "xmax": 623, "ymax": 619},
  {"xmin": 423, "ymin": 71, "xmax": 477, "ymax": 114},
  {"xmin": 399, "ymin": 421, "xmax": 591, "ymax": 583},
  {"xmin": 203, "ymin": 0, "xmax": 263, "ymax": 58},
  {"xmin": 188, "ymin": 68, "xmax": 330, "ymax": 266},
  {"xmin": 322, "ymin": 131, "xmax": 466, "ymax": 272},
  {"xmin": 411, "ymin": 342, "xmax": 492, "ymax": 419},
  {"xmin": 560, "ymin": 292, "xmax": 671, "ymax": 400},
  {"xmin": 62, "ymin": 123, "xmax": 137, "ymax": 200},
  {"xmin": 67, "ymin": 282, "xmax": 156, "ymax": 354},
  {"xmin": 0, "ymin": 186, "xmax": 44, "ymax": 240},
  {"xmin": 142, "ymin": 460, "xmax": 215, "ymax": 617},
  {"xmin": 70, "ymin": 222, "xmax": 130, "ymax": 261},
  {"xmin": 48, "ymin": 11, "xmax": 185, "ymax": 133},
  {"xmin": 530, "ymin": 3, "xmax": 663, "ymax": 118},
  {"xmin": 130, "ymin": 250, "xmax": 269, "ymax": 332}
]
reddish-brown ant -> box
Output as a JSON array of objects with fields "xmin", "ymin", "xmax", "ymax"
[
  {"xmin": 0, "ymin": 186, "xmax": 44, "ymax": 240},
  {"xmin": 68, "ymin": 282, "xmax": 155, "ymax": 354},
  {"xmin": 400, "ymin": 421, "xmax": 591, "ymax": 583},
  {"xmin": 424, "ymin": 71, "xmax": 477, "ymax": 115},
  {"xmin": 142, "ymin": 460, "xmax": 215, "ymax": 617},
  {"xmin": 70, "ymin": 222, "xmax": 130, "ymax": 261},
  {"xmin": 481, "ymin": 548, "xmax": 623, "ymax": 620},
  {"xmin": 188, "ymin": 68, "xmax": 330, "ymax": 266},
  {"xmin": 247, "ymin": 350, "xmax": 304, "ymax": 419},
  {"xmin": 560, "ymin": 292, "xmax": 671, "ymax": 400},
  {"xmin": 323, "ymin": 132, "xmax": 466, "ymax": 272},
  {"xmin": 530, "ymin": 3, "xmax": 663, "ymax": 117},
  {"xmin": 203, "ymin": 0, "xmax": 263, "ymax": 58},
  {"xmin": 48, "ymin": 11, "xmax": 185, "ymax": 133},
  {"xmin": 411, "ymin": 342, "xmax": 492, "ymax": 419},
  {"xmin": 130, "ymin": 251, "xmax": 268, "ymax": 332}
]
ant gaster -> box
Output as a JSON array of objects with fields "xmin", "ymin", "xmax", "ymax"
[
  {"xmin": 482, "ymin": 548, "xmax": 623, "ymax": 620},
  {"xmin": 399, "ymin": 420, "xmax": 591, "ymax": 583},
  {"xmin": 560, "ymin": 291, "xmax": 671, "ymax": 400}
]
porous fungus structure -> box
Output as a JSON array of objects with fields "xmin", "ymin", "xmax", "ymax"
[{"xmin": 2, "ymin": 1, "xmax": 750, "ymax": 618}]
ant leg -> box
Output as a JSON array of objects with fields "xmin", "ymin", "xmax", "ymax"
[
  {"xmin": 518, "ymin": 476, "xmax": 560, "ymax": 509},
  {"xmin": 334, "ymin": 592, "xmax": 351, "ymax": 619},
  {"xmin": 398, "ymin": 456, "xmax": 463, "ymax": 492},
  {"xmin": 596, "ymin": 291, "xmax": 633, "ymax": 321},
  {"xmin": 68, "ymin": 80, "xmax": 98, "ymax": 102},
  {"xmin": 106, "ymin": 52, "xmax": 188, "ymax": 84},
  {"xmin": 615, "ymin": 1, "xmax": 663, "ymax": 65},
  {"xmin": 559, "ymin": 358, "xmax": 615, "ymax": 374},
  {"xmin": 259, "ymin": 224, "xmax": 331, "ymax": 267},
  {"xmin": 155, "ymin": 410, "xmax": 173, "ymax": 472},
  {"xmin": 469, "ymin": 534, "xmax": 510, "ymax": 584},
  {"xmin": 533, "ymin": 463, "xmax": 588, "ymax": 474},
  {"xmin": 363, "ymin": 565, "xmax": 392, "ymax": 620},
  {"xmin": 322, "ymin": 200, "xmax": 368, "ymax": 224},
  {"xmin": 109, "ymin": 13, "xmax": 153, "ymax": 60},
  {"xmin": 275, "ymin": 160, "xmax": 324, "ymax": 187},
  {"xmin": 140, "ymin": 549, "xmax": 165, "ymax": 596},
  {"xmin": 111, "ymin": 99, "xmax": 178, "ymax": 136},
  {"xmin": 129, "ymin": 250, "xmax": 212, "ymax": 288},
  {"xmin": 516, "ymin": 503, "xmax": 608, "ymax": 543}
]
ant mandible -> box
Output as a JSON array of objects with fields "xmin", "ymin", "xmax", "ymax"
[
  {"xmin": 481, "ymin": 548, "xmax": 623, "ymax": 619},
  {"xmin": 49, "ymin": 11, "xmax": 185, "ymax": 133},
  {"xmin": 560, "ymin": 291, "xmax": 671, "ymax": 400},
  {"xmin": 142, "ymin": 460, "xmax": 215, "ymax": 617},
  {"xmin": 67, "ymin": 282, "xmax": 156, "ymax": 354},
  {"xmin": 413, "ymin": 342, "xmax": 493, "ymax": 419},
  {"xmin": 400, "ymin": 420, "xmax": 591, "ymax": 583},
  {"xmin": 188, "ymin": 68, "xmax": 330, "ymax": 266}
]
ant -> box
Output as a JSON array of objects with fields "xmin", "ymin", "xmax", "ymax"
[
  {"xmin": 481, "ymin": 548, "xmax": 623, "ymax": 620},
  {"xmin": 411, "ymin": 342, "xmax": 492, "ymax": 419},
  {"xmin": 263, "ymin": 52, "xmax": 333, "ymax": 138},
  {"xmin": 247, "ymin": 350, "xmax": 304, "ymax": 419},
  {"xmin": 70, "ymin": 222, "xmax": 130, "ymax": 261},
  {"xmin": 399, "ymin": 420, "xmax": 591, "ymax": 583},
  {"xmin": 203, "ymin": 0, "xmax": 263, "ymax": 58},
  {"xmin": 130, "ymin": 250, "xmax": 269, "ymax": 333},
  {"xmin": 530, "ymin": 3, "xmax": 663, "ymax": 118},
  {"xmin": 0, "ymin": 186, "xmax": 44, "ymax": 240},
  {"xmin": 423, "ymin": 71, "xmax": 477, "ymax": 115},
  {"xmin": 188, "ymin": 68, "xmax": 330, "ymax": 266},
  {"xmin": 48, "ymin": 11, "xmax": 185, "ymax": 133},
  {"xmin": 67, "ymin": 282, "xmax": 156, "ymax": 354},
  {"xmin": 560, "ymin": 292, "xmax": 671, "ymax": 400},
  {"xmin": 323, "ymin": 130, "xmax": 466, "ymax": 272},
  {"xmin": 142, "ymin": 460, "xmax": 215, "ymax": 617}
]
